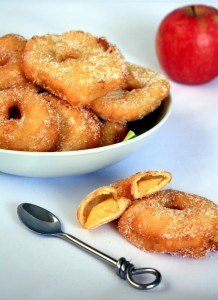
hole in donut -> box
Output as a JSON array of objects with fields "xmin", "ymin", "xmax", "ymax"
[
  {"xmin": 124, "ymin": 70, "xmax": 145, "ymax": 91},
  {"xmin": 164, "ymin": 202, "xmax": 184, "ymax": 210},
  {"xmin": 37, "ymin": 88, "xmax": 47, "ymax": 94},
  {"xmin": 8, "ymin": 105, "xmax": 22, "ymax": 120},
  {"xmin": 57, "ymin": 53, "xmax": 81, "ymax": 61},
  {"xmin": 56, "ymin": 49, "xmax": 81, "ymax": 62},
  {"xmin": 124, "ymin": 83, "xmax": 144, "ymax": 92}
]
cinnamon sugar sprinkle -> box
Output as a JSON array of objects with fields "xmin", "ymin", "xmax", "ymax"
[
  {"xmin": 23, "ymin": 31, "xmax": 127, "ymax": 104},
  {"xmin": 0, "ymin": 86, "xmax": 60, "ymax": 151},
  {"xmin": 118, "ymin": 189, "xmax": 218, "ymax": 257},
  {"xmin": 1, "ymin": 29, "xmax": 171, "ymax": 151}
]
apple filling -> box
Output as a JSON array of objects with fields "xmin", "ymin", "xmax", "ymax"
[
  {"xmin": 77, "ymin": 186, "xmax": 130, "ymax": 229},
  {"xmin": 84, "ymin": 196, "xmax": 119, "ymax": 229},
  {"xmin": 137, "ymin": 174, "xmax": 171, "ymax": 197}
]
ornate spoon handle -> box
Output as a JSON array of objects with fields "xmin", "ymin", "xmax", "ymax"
[{"xmin": 57, "ymin": 232, "xmax": 161, "ymax": 290}]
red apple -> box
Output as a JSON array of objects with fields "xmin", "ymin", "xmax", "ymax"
[{"xmin": 155, "ymin": 5, "xmax": 218, "ymax": 84}]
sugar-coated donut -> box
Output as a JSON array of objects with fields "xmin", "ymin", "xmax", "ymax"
[
  {"xmin": 0, "ymin": 30, "xmax": 172, "ymax": 151},
  {"xmin": 76, "ymin": 170, "xmax": 171, "ymax": 230},
  {"xmin": 90, "ymin": 62, "xmax": 170, "ymax": 122},
  {"xmin": 22, "ymin": 30, "xmax": 127, "ymax": 106},
  {"xmin": 0, "ymin": 34, "xmax": 28, "ymax": 91},
  {"xmin": 100, "ymin": 120, "xmax": 127, "ymax": 146},
  {"xmin": 0, "ymin": 86, "xmax": 60, "ymax": 151},
  {"xmin": 118, "ymin": 189, "xmax": 218, "ymax": 258},
  {"xmin": 44, "ymin": 94, "xmax": 102, "ymax": 151}
]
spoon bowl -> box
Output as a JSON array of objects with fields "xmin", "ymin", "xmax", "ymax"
[{"xmin": 17, "ymin": 203, "xmax": 62, "ymax": 235}]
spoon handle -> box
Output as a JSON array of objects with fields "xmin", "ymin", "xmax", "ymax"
[
  {"xmin": 57, "ymin": 232, "xmax": 117, "ymax": 266},
  {"xmin": 56, "ymin": 232, "xmax": 161, "ymax": 290}
]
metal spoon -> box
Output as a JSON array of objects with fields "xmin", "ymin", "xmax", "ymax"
[{"xmin": 17, "ymin": 203, "xmax": 161, "ymax": 290}]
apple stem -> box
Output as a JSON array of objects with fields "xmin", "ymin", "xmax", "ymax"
[{"xmin": 191, "ymin": 5, "xmax": 196, "ymax": 17}]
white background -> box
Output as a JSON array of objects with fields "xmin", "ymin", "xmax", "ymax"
[{"xmin": 0, "ymin": 1, "xmax": 218, "ymax": 300}]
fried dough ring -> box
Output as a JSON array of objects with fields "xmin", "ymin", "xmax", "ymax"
[
  {"xmin": 45, "ymin": 94, "xmax": 102, "ymax": 151},
  {"xmin": 0, "ymin": 86, "xmax": 60, "ymax": 151},
  {"xmin": 22, "ymin": 30, "xmax": 127, "ymax": 105},
  {"xmin": 77, "ymin": 171, "xmax": 171, "ymax": 229},
  {"xmin": 100, "ymin": 120, "xmax": 127, "ymax": 146},
  {"xmin": 118, "ymin": 189, "xmax": 218, "ymax": 258},
  {"xmin": 0, "ymin": 34, "xmax": 28, "ymax": 91},
  {"xmin": 90, "ymin": 63, "xmax": 170, "ymax": 122}
]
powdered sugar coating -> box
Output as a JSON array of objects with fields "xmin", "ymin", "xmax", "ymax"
[
  {"xmin": 90, "ymin": 62, "xmax": 170, "ymax": 122},
  {"xmin": 45, "ymin": 94, "xmax": 102, "ymax": 151},
  {"xmin": 0, "ymin": 86, "xmax": 60, "ymax": 151},
  {"xmin": 118, "ymin": 189, "xmax": 218, "ymax": 258},
  {"xmin": 0, "ymin": 34, "xmax": 28, "ymax": 90},
  {"xmin": 22, "ymin": 30, "xmax": 127, "ymax": 105}
]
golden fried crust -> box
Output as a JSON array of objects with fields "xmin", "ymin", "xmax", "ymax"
[
  {"xmin": 77, "ymin": 186, "xmax": 130, "ymax": 229},
  {"xmin": 77, "ymin": 171, "xmax": 171, "ymax": 229},
  {"xmin": 0, "ymin": 86, "xmax": 60, "ymax": 151},
  {"xmin": 112, "ymin": 171, "xmax": 172, "ymax": 200},
  {"xmin": 100, "ymin": 120, "xmax": 127, "ymax": 146},
  {"xmin": 118, "ymin": 189, "xmax": 218, "ymax": 258},
  {"xmin": 44, "ymin": 94, "xmax": 102, "ymax": 151},
  {"xmin": 22, "ymin": 30, "xmax": 127, "ymax": 105},
  {"xmin": 0, "ymin": 34, "xmax": 29, "ymax": 90},
  {"xmin": 90, "ymin": 62, "xmax": 170, "ymax": 122}
]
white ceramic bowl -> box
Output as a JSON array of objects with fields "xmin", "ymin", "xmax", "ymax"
[{"xmin": 0, "ymin": 96, "xmax": 171, "ymax": 177}]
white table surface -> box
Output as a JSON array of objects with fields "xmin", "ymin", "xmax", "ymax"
[{"xmin": 1, "ymin": 1, "xmax": 218, "ymax": 300}]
